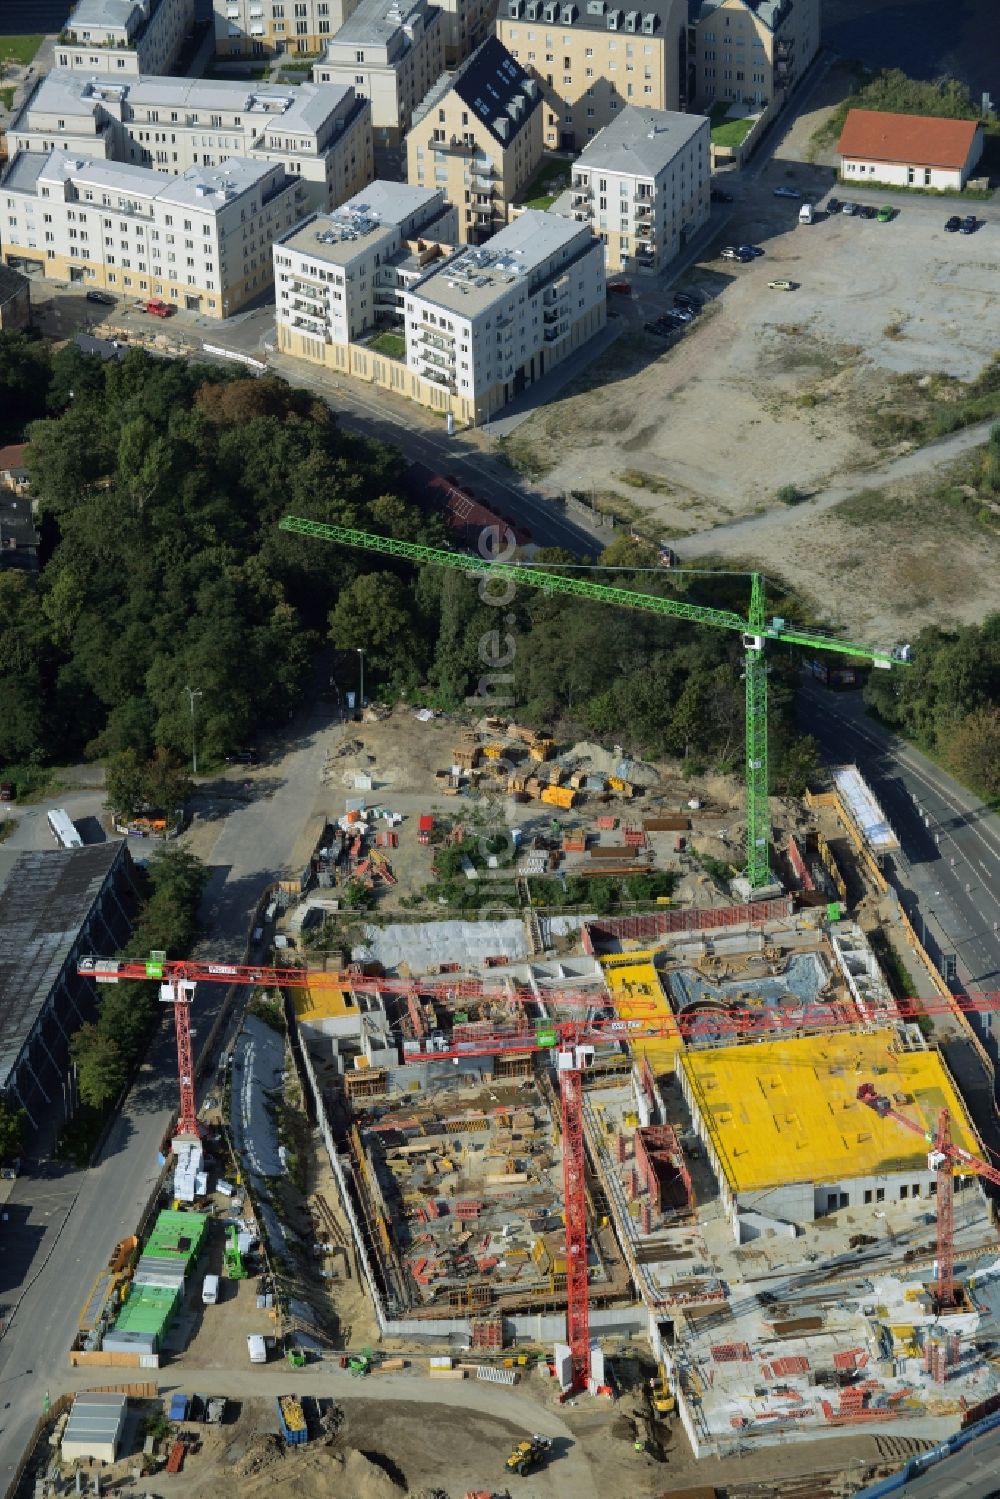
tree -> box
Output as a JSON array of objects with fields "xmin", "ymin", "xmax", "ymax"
[
  {"xmin": 0, "ymin": 1099, "xmax": 26, "ymax": 1160},
  {"xmin": 947, "ymin": 707, "xmax": 1000, "ymax": 797},
  {"xmin": 70, "ymin": 1025, "xmax": 128, "ymax": 1110},
  {"xmin": 329, "ymin": 572, "xmax": 425, "ymax": 690},
  {"xmin": 105, "ymin": 748, "xmax": 147, "ymax": 820},
  {"xmin": 142, "ymin": 747, "xmax": 193, "ymax": 816}
]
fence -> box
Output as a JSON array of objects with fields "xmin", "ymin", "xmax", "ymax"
[{"xmin": 581, "ymin": 898, "xmax": 795, "ymax": 953}]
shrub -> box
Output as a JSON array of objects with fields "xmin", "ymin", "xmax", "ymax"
[{"xmin": 777, "ymin": 484, "xmax": 804, "ymax": 505}]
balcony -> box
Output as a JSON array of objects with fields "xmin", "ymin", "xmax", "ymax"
[
  {"xmin": 473, "ymin": 159, "xmax": 497, "ymax": 178},
  {"xmin": 543, "ymin": 306, "xmax": 562, "ymax": 324},
  {"xmin": 543, "ymin": 324, "xmax": 563, "ymax": 343},
  {"xmin": 572, "ymin": 185, "xmax": 593, "ymax": 201},
  {"xmin": 473, "ymin": 176, "xmax": 497, "ymax": 193},
  {"xmin": 633, "ymin": 192, "xmax": 654, "ymax": 206}
]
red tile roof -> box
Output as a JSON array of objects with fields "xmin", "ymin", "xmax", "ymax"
[
  {"xmin": 837, "ymin": 109, "xmax": 980, "ymax": 169},
  {"xmin": 0, "ymin": 443, "xmax": 28, "ymax": 472}
]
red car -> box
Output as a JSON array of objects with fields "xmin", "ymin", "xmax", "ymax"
[
  {"xmin": 145, "ymin": 299, "xmax": 174, "ymax": 317},
  {"xmin": 606, "ymin": 280, "xmax": 631, "ymax": 295}
]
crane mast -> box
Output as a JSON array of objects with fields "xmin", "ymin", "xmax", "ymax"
[{"xmin": 277, "ymin": 516, "xmax": 905, "ymax": 890}]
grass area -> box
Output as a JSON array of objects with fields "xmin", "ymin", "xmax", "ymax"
[
  {"xmin": 616, "ymin": 468, "xmax": 674, "ymax": 496},
  {"xmin": 0, "ymin": 34, "xmax": 43, "ymax": 66},
  {"xmin": 836, "ymin": 432, "xmax": 1000, "ymax": 541},
  {"xmin": 709, "ymin": 103, "xmax": 756, "ymax": 147},
  {"xmin": 0, "ymin": 818, "xmax": 13, "ymax": 844},
  {"xmin": 865, "ymin": 357, "xmax": 1000, "ymax": 448},
  {"xmin": 0, "ymin": 86, "xmax": 15, "ymax": 111},
  {"xmin": 0, "ymin": 761, "xmax": 56, "ymax": 803},
  {"xmin": 368, "ymin": 330, "xmax": 406, "ymax": 359},
  {"xmin": 518, "ymin": 155, "xmax": 571, "ymax": 210}
]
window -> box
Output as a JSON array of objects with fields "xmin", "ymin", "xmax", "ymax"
[{"xmin": 876, "ymin": 1188, "xmax": 885, "ymax": 1203}]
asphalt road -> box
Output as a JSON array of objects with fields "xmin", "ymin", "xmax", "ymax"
[
  {"xmin": 897, "ymin": 1423, "xmax": 1000, "ymax": 1499},
  {"xmin": 799, "ymin": 683, "xmax": 1000, "ymax": 993},
  {"xmin": 0, "ymin": 694, "xmax": 343, "ymax": 1493}
]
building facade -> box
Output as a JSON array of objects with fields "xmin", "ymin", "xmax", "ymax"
[
  {"xmin": 312, "ymin": 0, "xmax": 445, "ymax": 145},
  {"xmin": 689, "ymin": 0, "xmax": 820, "ymax": 112},
  {"xmin": 567, "ymin": 104, "xmax": 707, "ymax": 271},
  {"xmin": 8, "ymin": 72, "xmax": 373, "ymax": 216},
  {"xmin": 406, "ymin": 37, "xmax": 543, "ymax": 244},
  {"xmin": 213, "ymin": 0, "xmax": 355, "ymax": 59},
  {"xmin": 57, "ymin": 0, "xmax": 194, "ymax": 77},
  {"xmin": 837, "ymin": 110, "xmax": 984, "ymax": 192},
  {"xmin": 2, "ymin": 150, "xmax": 302, "ymax": 317},
  {"xmin": 495, "ymin": 0, "xmax": 684, "ymax": 153},
  {"xmin": 438, "ymin": 0, "xmax": 498, "ymax": 66}
]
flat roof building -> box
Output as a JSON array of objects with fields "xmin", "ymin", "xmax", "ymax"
[
  {"xmin": 407, "ymin": 37, "xmax": 544, "ymax": 244},
  {"xmin": 275, "ymin": 179, "xmax": 456, "ymax": 344},
  {"xmin": 57, "ymin": 0, "xmax": 193, "ymax": 76},
  {"xmin": 837, "ymin": 109, "xmax": 984, "ymax": 192},
  {"xmin": 680, "ymin": 1032, "xmax": 985, "ymax": 1238},
  {"xmin": 8, "ymin": 71, "xmax": 374, "ymax": 217},
  {"xmin": 567, "ymin": 104, "xmax": 708, "ymax": 272},
  {"xmin": 2, "ymin": 148, "xmax": 301, "ymax": 317},
  {"xmin": 62, "ymin": 1392, "xmax": 127, "ymax": 1465},
  {"xmin": 313, "ymin": 0, "xmax": 445, "ymax": 144},
  {"xmin": 496, "ymin": 0, "xmax": 685, "ymax": 153},
  {"xmin": 275, "ymin": 189, "xmax": 604, "ymax": 424}
]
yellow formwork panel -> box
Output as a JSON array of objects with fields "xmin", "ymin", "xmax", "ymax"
[
  {"xmin": 294, "ymin": 982, "xmax": 352, "ymax": 1023},
  {"xmin": 681, "ymin": 1032, "xmax": 982, "ymax": 1193},
  {"xmin": 600, "ymin": 952, "xmax": 684, "ymax": 1073}
]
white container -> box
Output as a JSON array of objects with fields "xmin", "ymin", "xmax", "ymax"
[{"xmin": 202, "ymin": 1274, "xmax": 219, "ymax": 1306}]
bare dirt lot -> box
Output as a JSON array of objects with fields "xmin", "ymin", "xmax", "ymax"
[{"xmin": 501, "ymin": 88, "xmax": 1000, "ymax": 639}]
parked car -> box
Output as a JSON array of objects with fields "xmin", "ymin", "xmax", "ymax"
[
  {"xmin": 841, "ymin": 201, "xmax": 859, "ymax": 216},
  {"xmin": 86, "ymin": 290, "xmax": 115, "ymax": 305},
  {"xmin": 721, "ymin": 246, "xmax": 752, "ymax": 262},
  {"xmin": 739, "ymin": 244, "xmax": 765, "ymax": 257},
  {"xmin": 674, "ymin": 292, "xmax": 701, "ymax": 310},
  {"xmin": 773, "ymin": 186, "xmax": 802, "ymax": 199},
  {"xmin": 876, "ymin": 204, "xmax": 895, "ymax": 222},
  {"xmin": 644, "ymin": 320, "xmax": 674, "ymax": 339},
  {"xmin": 710, "ymin": 187, "xmax": 734, "ymax": 203},
  {"xmin": 606, "ymin": 280, "xmax": 631, "ymax": 295},
  {"xmin": 0, "ymin": 783, "xmax": 13, "ymax": 802},
  {"xmin": 669, "ymin": 306, "xmax": 694, "ymax": 323},
  {"xmin": 826, "ymin": 197, "xmax": 842, "ymax": 214},
  {"xmin": 960, "ymin": 214, "xmax": 978, "ymax": 234},
  {"xmin": 944, "ymin": 215, "xmax": 962, "ymax": 232},
  {"xmin": 144, "ymin": 298, "xmax": 174, "ymax": 317},
  {"xmin": 859, "ymin": 204, "xmax": 877, "ymax": 219},
  {"xmin": 767, "ymin": 279, "xmax": 795, "ymax": 291}
]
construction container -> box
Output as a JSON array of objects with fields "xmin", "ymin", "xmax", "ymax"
[
  {"xmin": 541, "ymin": 786, "xmax": 576, "ymax": 810},
  {"xmin": 276, "ymin": 1395, "xmax": 307, "ymax": 1446},
  {"xmin": 529, "ymin": 739, "xmax": 555, "ymax": 762},
  {"xmin": 607, "ymin": 776, "xmax": 635, "ymax": 798}
]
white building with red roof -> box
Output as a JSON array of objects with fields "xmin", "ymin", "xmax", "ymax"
[{"xmin": 837, "ymin": 108, "xmax": 984, "ymax": 191}]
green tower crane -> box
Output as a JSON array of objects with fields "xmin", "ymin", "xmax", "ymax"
[{"xmin": 278, "ymin": 516, "xmax": 907, "ymax": 889}]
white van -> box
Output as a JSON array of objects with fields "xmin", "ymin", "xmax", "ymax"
[
  {"xmin": 799, "ymin": 203, "xmax": 814, "ymax": 224},
  {"xmin": 202, "ymin": 1274, "xmax": 219, "ymax": 1306},
  {"xmin": 247, "ymin": 1334, "xmax": 268, "ymax": 1364}
]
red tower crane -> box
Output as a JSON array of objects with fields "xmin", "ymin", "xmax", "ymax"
[{"xmin": 856, "ymin": 1081, "xmax": 1000, "ymax": 1309}]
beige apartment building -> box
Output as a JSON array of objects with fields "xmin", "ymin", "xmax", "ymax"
[
  {"xmin": 406, "ymin": 37, "xmax": 542, "ymax": 243},
  {"xmin": 495, "ymin": 0, "xmax": 684, "ymax": 153},
  {"xmin": 568, "ymin": 104, "xmax": 707, "ymax": 272},
  {"xmin": 689, "ymin": 0, "xmax": 820, "ymax": 112},
  {"xmin": 312, "ymin": 0, "xmax": 445, "ymax": 145},
  {"xmin": 438, "ymin": 0, "xmax": 498, "ymax": 66},
  {"xmin": 8, "ymin": 72, "xmax": 373, "ymax": 216},
  {"xmin": 213, "ymin": 0, "xmax": 352, "ymax": 60},
  {"xmin": 2, "ymin": 150, "xmax": 299, "ymax": 316},
  {"xmin": 56, "ymin": 0, "xmax": 193, "ymax": 76}
]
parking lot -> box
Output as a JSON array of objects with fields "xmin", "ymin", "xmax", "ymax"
[{"xmin": 500, "ymin": 143, "xmax": 1000, "ymax": 636}]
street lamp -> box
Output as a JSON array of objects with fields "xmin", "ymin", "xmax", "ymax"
[
  {"xmin": 356, "ymin": 649, "xmax": 365, "ymax": 713},
  {"xmin": 184, "ymin": 686, "xmax": 203, "ymax": 776}
]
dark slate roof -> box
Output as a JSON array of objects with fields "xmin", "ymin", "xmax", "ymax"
[
  {"xmin": 0, "ymin": 844, "xmax": 124, "ymax": 1090},
  {"xmin": 452, "ymin": 36, "xmax": 542, "ymax": 145}
]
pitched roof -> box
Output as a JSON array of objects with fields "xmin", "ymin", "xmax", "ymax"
[
  {"xmin": 451, "ymin": 37, "xmax": 542, "ymax": 145},
  {"xmin": 0, "ymin": 444, "xmax": 28, "ymax": 472},
  {"xmin": 837, "ymin": 109, "xmax": 980, "ymax": 169}
]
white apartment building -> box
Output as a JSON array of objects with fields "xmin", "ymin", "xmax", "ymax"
[
  {"xmin": 312, "ymin": 0, "xmax": 445, "ymax": 144},
  {"xmin": 57, "ymin": 0, "xmax": 194, "ymax": 77},
  {"xmin": 274, "ymin": 180, "xmax": 456, "ymax": 348},
  {"xmin": 214, "ymin": 0, "xmax": 355, "ymax": 60},
  {"xmin": 403, "ymin": 210, "xmax": 605, "ymax": 419},
  {"xmin": 567, "ymin": 104, "xmax": 707, "ymax": 271},
  {"xmin": 1, "ymin": 150, "xmax": 300, "ymax": 316},
  {"xmin": 8, "ymin": 72, "xmax": 374, "ymax": 215}
]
